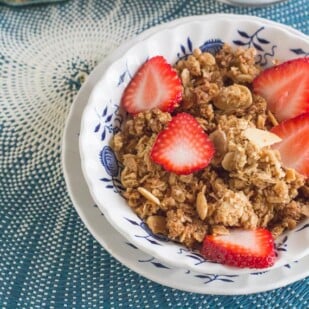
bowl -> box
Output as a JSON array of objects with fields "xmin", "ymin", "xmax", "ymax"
[{"xmin": 79, "ymin": 14, "xmax": 309, "ymax": 275}]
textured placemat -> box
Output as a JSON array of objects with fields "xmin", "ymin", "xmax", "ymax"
[
  {"xmin": 0, "ymin": 0, "xmax": 66, "ymax": 6},
  {"xmin": 0, "ymin": 0, "xmax": 308, "ymax": 308}
]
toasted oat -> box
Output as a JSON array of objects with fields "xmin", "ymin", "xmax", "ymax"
[
  {"xmin": 212, "ymin": 225, "xmax": 230, "ymax": 236},
  {"xmin": 285, "ymin": 168, "xmax": 296, "ymax": 182},
  {"xmin": 113, "ymin": 44, "xmax": 308, "ymax": 249},
  {"xmin": 301, "ymin": 204, "xmax": 309, "ymax": 217}
]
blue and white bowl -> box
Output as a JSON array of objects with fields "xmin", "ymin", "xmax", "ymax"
[{"xmin": 79, "ymin": 14, "xmax": 309, "ymax": 275}]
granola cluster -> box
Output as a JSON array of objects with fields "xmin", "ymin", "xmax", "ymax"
[{"xmin": 112, "ymin": 44, "xmax": 309, "ymax": 249}]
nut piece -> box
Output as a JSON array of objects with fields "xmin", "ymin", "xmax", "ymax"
[
  {"xmin": 214, "ymin": 84, "xmax": 253, "ymax": 111},
  {"xmin": 221, "ymin": 152, "xmax": 235, "ymax": 171},
  {"xmin": 146, "ymin": 215, "xmax": 167, "ymax": 234},
  {"xmin": 181, "ymin": 68, "xmax": 191, "ymax": 87},
  {"xmin": 243, "ymin": 127, "xmax": 282, "ymax": 148},
  {"xmin": 196, "ymin": 186, "xmax": 208, "ymax": 220},
  {"xmin": 271, "ymin": 225, "xmax": 285, "ymax": 239},
  {"xmin": 301, "ymin": 204, "xmax": 309, "ymax": 217},
  {"xmin": 198, "ymin": 52, "xmax": 216, "ymax": 66},
  {"xmin": 137, "ymin": 187, "xmax": 160, "ymax": 205},
  {"xmin": 285, "ymin": 168, "xmax": 296, "ymax": 182},
  {"xmin": 209, "ymin": 129, "xmax": 227, "ymax": 156},
  {"xmin": 193, "ymin": 48, "xmax": 202, "ymax": 58}
]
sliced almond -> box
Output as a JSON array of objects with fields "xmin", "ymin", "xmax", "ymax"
[
  {"xmin": 221, "ymin": 152, "xmax": 235, "ymax": 171},
  {"xmin": 244, "ymin": 127, "xmax": 282, "ymax": 148},
  {"xmin": 209, "ymin": 129, "xmax": 227, "ymax": 156},
  {"xmin": 196, "ymin": 186, "xmax": 208, "ymax": 220},
  {"xmin": 137, "ymin": 187, "xmax": 160, "ymax": 205}
]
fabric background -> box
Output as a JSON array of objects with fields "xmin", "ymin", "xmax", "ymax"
[{"xmin": 0, "ymin": 0, "xmax": 308, "ymax": 308}]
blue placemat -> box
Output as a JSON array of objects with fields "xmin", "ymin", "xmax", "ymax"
[
  {"xmin": 0, "ymin": 0, "xmax": 308, "ymax": 308},
  {"xmin": 0, "ymin": 0, "xmax": 66, "ymax": 6}
]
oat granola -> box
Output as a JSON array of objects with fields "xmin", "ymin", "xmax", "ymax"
[{"xmin": 112, "ymin": 44, "xmax": 308, "ymax": 250}]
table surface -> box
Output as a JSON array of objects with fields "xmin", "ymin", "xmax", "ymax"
[{"xmin": 0, "ymin": 0, "xmax": 308, "ymax": 308}]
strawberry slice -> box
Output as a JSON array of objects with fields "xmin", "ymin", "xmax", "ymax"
[
  {"xmin": 121, "ymin": 56, "xmax": 182, "ymax": 114},
  {"xmin": 150, "ymin": 113, "xmax": 215, "ymax": 175},
  {"xmin": 253, "ymin": 57, "xmax": 309, "ymax": 122},
  {"xmin": 201, "ymin": 229, "xmax": 276, "ymax": 269},
  {"xmin": 271, "ymin": 112, "xmax": 309, "ymax": 177}
]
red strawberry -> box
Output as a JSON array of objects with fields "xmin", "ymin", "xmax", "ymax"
[
  {"xmin": 253, "ymin": 57, "xmax": 309, "ymax": 122},
  {"xmin": 201, "ymin": 229, "xmax": 276, "ymax": 269},
  {"xmin": 271, "ymin": 112, "xmax": 309, "ymax": 177},
  {"xmin": 121, "ymin": 56, "xmax": 182, "ymax": 114},
  {"xmin": 150, "ymin": 113, "xmax": 215, "ymax": 175}
]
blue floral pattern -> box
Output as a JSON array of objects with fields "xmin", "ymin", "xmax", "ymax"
[
  {"xmin": 177, "ymin": 37, "xmax": 224, "ymax": 59},
  {"xmin": 177, "ymin": 37, "xmax": 193, "ymax": 59},
  {"xmin": 95, "ymin": 103, "xmax": 124, "ymax": 193},
  {"xmin": 176, "ymin": 27, "xmax": 282, "ymax": 67},
  {"xmin": 177, "ymin": 248, "xmax": 214, "ymax": 266},
  {"xmin": 275, "ymin": 235, "xmax": 288, "ymax": 253},
  {"xmin": 199, "ymin": 39, "xmax": 224, "ymax": 55},
  {"xmin": 123, "ymin": 230, "xmax": 303, "ymax": 284},
  {"xmin": 194, "ymin": 273, "xmax": 238, "ymax": 284},
  {"xmin": 296, "ymin": 223, "xmax": 309, "ymax": 232},
  {"xmin": 137, "ymin": 257, "xmax": 171, "ymax": 269},
  {"xmin": 100, "ymin": 146, "xmax": 119, "ymax": 177},
  {"xmin": 89, "ymin": 23, "xmax": 309, "ymax": 274},
  {"xmin": 233, "ymin": 27, "xmax": 276, "ymax": 66},
  {"xmin": 125, "ymin": 217, "xmax": 169, "ymax": 245},
  {"xmin": 290, "ymin": 48, "xmax": 309, "ymax": 56},
  {"xmin": 94, "ymin": 103, "xmax": 123, "ymax": 141},
  {"xmin": 125, "ymin": 240, "xmax": 241, "ymax": 284},
  {"xmin": 117, "ymin": 62, "xmax": 133, "ymax": 86}
]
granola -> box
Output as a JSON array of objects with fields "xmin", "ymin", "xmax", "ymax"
[{"xmin": 112, "ymin": 44, "xmax": 308, "ymax": 250}]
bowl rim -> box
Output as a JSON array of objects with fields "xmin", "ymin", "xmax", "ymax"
[{"xmin": 79, "ymin": 13, "xmax": 309, "ymax": 275}]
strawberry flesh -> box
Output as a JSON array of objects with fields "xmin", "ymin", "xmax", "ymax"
[
  {"xmin": 201, "ymin": 228, "xmax": 276, "ymax": 269},
  {"xmin": 150, "ymin": 113, "xmax": 215, "ymax": 175},
  {"xmin": 121, "ymin": 56, "xmax": 182, "ymax": 114},
  {"xmin": 253, "ymin": 57, "xmax": 309, "ymax": 122},
  {"xmin": 271, "ymin": 112, "xmax": 309, "ymax": 177}
]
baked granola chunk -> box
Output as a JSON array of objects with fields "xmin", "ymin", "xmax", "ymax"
[{"xmin": 112, "ymin": 44, "xmax": 308, "ymax": 250}]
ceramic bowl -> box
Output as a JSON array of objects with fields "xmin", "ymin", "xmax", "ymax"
[{"xmin": 79, "ymin": 14, "xmax": 309, "ymax": 275}]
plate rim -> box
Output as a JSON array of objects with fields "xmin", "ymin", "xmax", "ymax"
[
  {"xmin": 62, "ymin": 14, "xmax": 309, "ymax": 294},
  {"xmin": 78, "ymin": 13, "xmax": 309, "ymax": 274}
]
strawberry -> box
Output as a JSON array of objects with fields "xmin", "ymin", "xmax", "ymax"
[
  {"xmin": 253, "ymin": 57, "xmax": 309, "ymax": 122},
  {"xmin": 150, "ymin": 113, "xmax": 215, "ymax": 175},
  {"xmin": 270, "ymin": 112, "xmax": 309, "ymax": 177},
  {"xmin": 121, "ymin": 56, "xmax": 182, "ymax": 114},
  {"xmin": 201, "ymin": 229, "xmax": 276, "ymax": 269}
]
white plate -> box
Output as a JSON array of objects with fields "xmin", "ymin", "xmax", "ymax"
[
  {"xmin": 78, "ymin": 14, "xmax": 309, "ymax": 275},
  {"xmin": 63, "ymin": 15, "xmax": 309, "ymax": 294}
]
